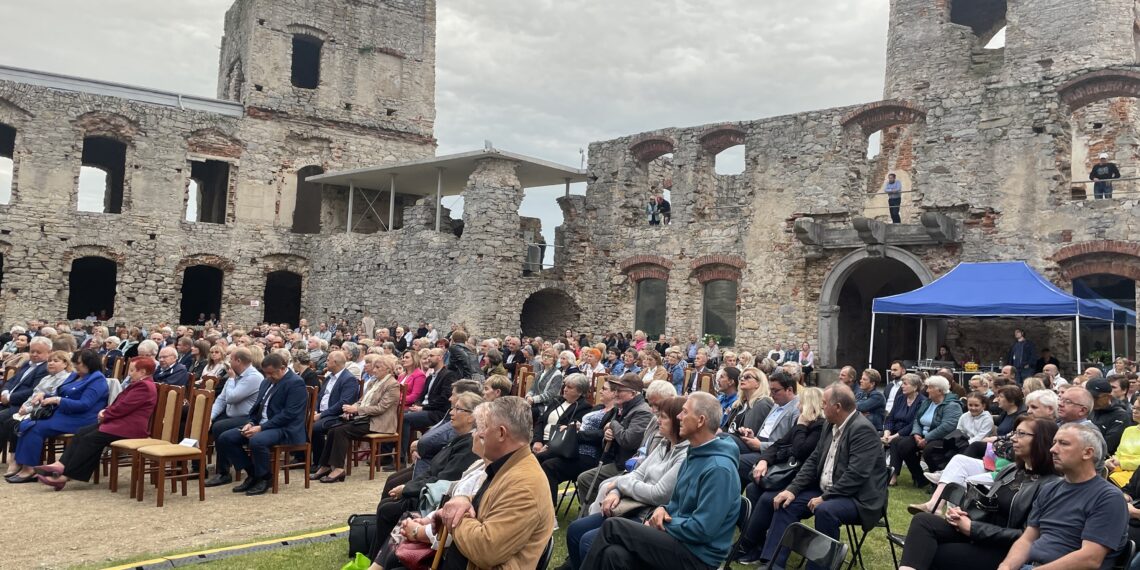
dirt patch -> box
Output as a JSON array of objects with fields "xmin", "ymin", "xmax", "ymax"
[{"xmin": 5, "ymin": 469, "xmax": 387, "ymax": 569}]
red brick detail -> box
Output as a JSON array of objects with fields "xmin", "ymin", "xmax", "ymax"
[
  {"xmin": 699, "ymin": 126, "xmax": 747, "ymax": 155},
  {"xmin": 1060, "ymin": 258, "xmax": 1140, "ymax": 283},
  {"xmin": 72, "ymin": 111, "xmax": 142, "ymax": 141},
  {"xmin": 187, "ymin": 128, "xmax": 244, "ymax": 159},
  {"xmin": 1051, "ymin": 240, "xmax": 1140, "ymax": 263},
  {"xmin": 627, "ymin": 268, "xmax": 670, "ymax": 283},
  {"xmin": 619, "ymin": 255, "xmax": 674, "ymax": 272},
  {"xmin": 1057, "ymin": 70, "xmax": 1140, "ymax": 111},
  {"xmin": 629, "ymin": 136, "xmax": 675, "ymax": 163},
  {"xmin": 690, "ymin": 254, "xmax": 747, "ymax": 271},
  {"xmin": 840, "ymin": 100, "xmax": 926, "ymax": 136},
  {"xmin": 175, "ymin": 253, "xmax": 237, "ymax": 274},
  {"xmin": 694, "ymin": 267, "xmax": 741, "ymax": 284}
]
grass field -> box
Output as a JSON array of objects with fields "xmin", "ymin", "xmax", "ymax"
[{"xmin": 90, "ymin": 473, "xmax": 934, "ymax": 569}]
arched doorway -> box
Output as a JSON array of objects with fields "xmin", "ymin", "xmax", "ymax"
[
  {"xmin": 180, "ymin": 265, "xmax": 223, "ymax": 324},
  {"xmin": 67, "ymin": 257, "xmax": 117, "ymax": 319},
  {"xmin": 1073, "ymin": 274, "xmax": 1136, "ymax": 360},
  {"xmin": 520, "ymin": 288, "xmax": 580, "ymax": 339},
  {"xmin": 818, "ymin": 247, "xmax": 933, "ymax": 369},
  {"xmin": 264, "ymin": 271, "xmax": 302, "ymax": 326}
]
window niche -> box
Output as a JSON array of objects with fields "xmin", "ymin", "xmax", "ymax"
[
  {"xmin": 186, "ymin": 160, "xmax": 231, "ymax": 224},
  {"xmin": 0, "ymin": 123, "xmax": 14, "ymax": 204},
  {"xmin": 702, "ymin": 279, "xmax": 738, "ymax": 346},
  {"xmin": 634, "ymin": 278, "xmax": 667, "ymax": 337},
  {"xmin": 78, "ymin": 136, "xmax": 127, "ymax": 214},
  {"xmin": 291, "ymin": 35, "xmax": 322, "ymax": 89},
  {"xmin": 949, "ymin": 0, "xmax": 1008, "ymax": 49}
]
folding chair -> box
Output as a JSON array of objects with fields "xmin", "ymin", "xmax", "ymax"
[
  {"xmin": 555, "ymin": 479, "xmax": 578, "ymax": 517},
  {"xmin": 721, "ymin": 496, "xmax": 752, "ymax": 569},
  {"xmin": 1113, "ymin": 539, "xmax": 1136, "ymax": 570},
  {"xmin": 769, "ymin": 522, "xmax": 849, "ymax": 570},
  {"xmin": 887, "ymin": 482, "xmax": 966, "ymax": 551},
  {"xmin": 843, "ymin": 488, "xmax": 897, "ymax": 570}
]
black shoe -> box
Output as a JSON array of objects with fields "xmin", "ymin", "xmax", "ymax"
[
  {"xmin": 382, "ymin": 463, "xmax": 398, "ymax": 472},
  {"xmin": 205, "ymin": 473, "xmax": 232, "ymax": 487},
  {"xmin": 5, "ymin": 473, "xmax": 36, "ymax": 484},
  {"xmin": 245, "ymin": 479, "xmax": 270, "ymax": 496},
  {"xmin": 232, "ymin": 475, "xmax": 257, "ymax": 493}
]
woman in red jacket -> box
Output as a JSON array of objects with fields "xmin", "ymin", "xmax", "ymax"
[{"xmin": 33, "ymin": 357, "xmax": 159, "ymax": 490}]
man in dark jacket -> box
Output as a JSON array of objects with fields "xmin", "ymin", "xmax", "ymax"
[
  {"xmin": 1088, "ymin": 378, "xmax": 1132, "ymax": 455},
  {"xmin": 154, "ymin": 347, "xmax": 190, "ymax": 387},
  {"xmin": 1090, "ymin": 152, "xmax": 1122, "ymax": 199},
  {"xmin": 401, "ymin": 348, "xmax": 458, "ymax": 460},
  {"xmin": 1007, "ymin": 329, "xmax": 1037, "ymax": 384},
  {"xmin": 575, "ymin": 373, "xmax": 654, "ymax": 508},
  {"xmin": 752, "ymin": 384, "xmax": 888, "ymax": 568},
  {"xmin": 0, "ymin": 337, "xmax": 51, "ymax": 464}
]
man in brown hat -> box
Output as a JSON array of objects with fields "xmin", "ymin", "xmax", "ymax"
[{"xmin": 575, "ymin": 373, "xmax": 655, "ymax": 508}]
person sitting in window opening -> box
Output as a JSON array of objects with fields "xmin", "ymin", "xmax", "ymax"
[
  {"xmin": 884, "ymin": 172, "xmax": 902, "ymax": 223},
  {"xmin": 1090, "ymin": 152, "xmax": 1121, "ymax": 200}
]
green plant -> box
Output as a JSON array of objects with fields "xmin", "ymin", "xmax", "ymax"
[{"xmin": 1088, "ymin": 350, "xmax": 1112, "ymax": 366}]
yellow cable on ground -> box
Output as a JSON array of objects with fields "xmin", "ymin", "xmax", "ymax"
[{"xmin": 101, "ymin": 526, "xmax": 350, "ymax": 570}]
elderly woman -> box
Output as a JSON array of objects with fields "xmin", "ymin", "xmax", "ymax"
[
  {"xmin": 735, "ymin": 387, "xmax": 827, "ymax": 564},
  {"xmin": 533, "ymin": 373, "xmax": 594, "ymax": 503},
  {"xmin": 35, "ymin": 357, "xmax": 159, "ymax": 490},
  {"xmin": 0, "ymin": 350, "xmax": 74, "ymax": 467},
  {"xmin": 397, "ymin": 349, "xmax": 426, "ymax": 408},
  {"xmin": 559, "ymin": 349, "xmax": 581, "ymax": 376},
  {"xmin": 527, "ymin": 349, "xmax": 563, "ymax": 410},
  {"xmin": 368, "ymin": 391, "xmax": 483, "ymax": 557},
  {"xmin": 290, "ymin": 350, "xmax": 320, "ymax": 389},
  {"xmin": 8, "ymin": 350, "xmax": 109, "ymax": 483},
  {"xmin": 311, "ymin": 354, "xmax": 401, "ymax": 483},
  {"xmin": 888, "ymin": 375, "xmax": 962, "ymax": 487},
  {"xmin": 856, "ymin": 368, "xmax": 887, "ymax": 431},
  {"xmin": 563, "ymin": 396, "xmax": 691, "ymax": 570},
  {"xmin": 900, "ymin": 418, "xmax": 1060, "ymax": 570},
  {"xmin": 909, "ymin": 389, "xmax": 1059, "ymax": 514},
  {"xmin": 100, "ymin": 336, "xmax": 124, "ymax": 376}
]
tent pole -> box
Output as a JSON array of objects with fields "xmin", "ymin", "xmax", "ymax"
[
  {"xmin": 917, "ymin": 318, "xmax": 924, "ymax": 362},
  {"xmin": 1075, "ymin": 315, "xmax": 1083, "ymax": 372},
  {"xmin": 347, "ymin": 181, "xmax": 354, "ymax": 234},
  {"xmin": 1112, "ymin": 317, "xmax": 1117, "ymax": 362},
  {"xmin": 868, "ymin": 313, "xmax": 877, "ymax": 370}
]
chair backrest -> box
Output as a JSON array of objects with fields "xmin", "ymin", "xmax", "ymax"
[
  {"xmin": 105, "ymin": 377, "xmax": 122, "ymax": 405},
  {"xmin": 1113, "ymin": 539, "xmax": 1136, "ymax": 570},
  {"xmin": 154, "ymin": 384, "xmax": 185, "ymax": 442},
  {"xmin": 184, "ymin": 388, "xmax": 216, "ymax": 446},
  {"xmin": 591, "ymin": 374, "xmax": 609, "ymax": 406},
  {"xmin": 699, "ymin": 372, "xmax": 714, "ymax": 395},
  {"xmin": 536, "ymin": 535, "xmax": 555, "ymax": 570},
  {"xmin": 201, "ymin": 376, "xmax": 219, "ymax": 391},
  {"xmin": 394, "ymin": 383, "xmax": 407, "ymax": 433},
  {"xmin": 302, "ymin": 385, "xmax": 319, "ymax": 441},
  {"xmin": 112, "ymin": 358, "xmax": 126, "ymax": 381},
  {"xmin": 520, "ymin": 372, "xmax": 536, "ymax": 397},
  {"xmin": 682, "ymin": 368, "xmax": 694, "ymax": 393},
  {"xmin": 776, "ymin": 522, "xmax": 849, "ymax": 570}
]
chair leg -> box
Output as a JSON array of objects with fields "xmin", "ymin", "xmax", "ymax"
[
  {"xmin": 270, "ymin": 452, "xmax": 280, "ymax": 494},
  {"xmin": 303, "ymin": 448, "xmax": 311, "ymax": 489},
  {"xmin": 368, "ymin": 441, "xmax": 377, "ymax": 481},
  {"xmin": 198, "ymin": 459, "xmax": 206, "ymax": 501},
  {"xmin": 109, "ymin": 448, "xmax": 120, "ymax": 493},
  {"xmin": 156, "ymin": 458, "xmax": 165, "ymax": 508},
  {"xmin": 883, "ymin": 514, "xmax": 899, "ymax": 569}
]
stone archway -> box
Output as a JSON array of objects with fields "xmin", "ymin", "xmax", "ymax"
[
  {"xmin": 520, "ymin": 288, "xmax": 580, "ymax": 339},
  {"xmin": 818, "ymin": 247, "xmax": 934, "ymax": 368}
]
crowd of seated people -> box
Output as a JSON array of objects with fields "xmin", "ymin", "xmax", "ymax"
[{"xmin": 6, "ymin": 319, "xmax": 1140, "ymax": 569}]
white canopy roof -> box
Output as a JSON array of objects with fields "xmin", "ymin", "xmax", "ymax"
[{"xmin": 306, "ymin": 147, "xmax": 588, "ymax": 196}]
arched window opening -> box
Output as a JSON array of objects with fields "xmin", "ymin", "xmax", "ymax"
[
  {"xmin": 292, "ymin": 166, "xmax": 324, "ymax": 233},
  {"xmin": 1067, "ymin": 97, "xmax": 1139, "ymax": 201},
  {"xmin": 78, "ymin": 136, "xmax": 126, "ymax": 213},
  {"xmin": 714, "ymin": 144, "xmax": 746, "ymax": 176},
  {"xmin": 67, "ymin": 257, "xmax": 116, "ymax": 320},
  {"xmin": 180, "ymin": 266, "xmax": 223, "ymax": 324},
  {"xmin": 264, "ymin": 270, "xmax": 302, "ymax": 327},
  {"xmin": 520, "ymin": 288, "xmax": 581, "ymax": 339},
  {"xmin": 1073, "ymin": 274, "xmax": 1136, "ymax": 361},
  {"xmin": 702, "ymin": 279, "xmax": 738, "ymax": 346},
  {"xmin": 187, "ymin": 160, "xmax": 230, "ymax": 224},
  {"xmin": 634, "ymin": 279, "xmax": 667, "ymax": 338},
  {"xmin": 0, "ymin": 124, "xmax": 13, "ymax": 204},
  {"xmin": 291, "ymin": 35, "xmax": 322, "ymax": 89}
]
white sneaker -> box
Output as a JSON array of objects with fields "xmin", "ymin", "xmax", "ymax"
[{"xmin": 924, "ymin": 471, "xmax": 942, "ymax": 485}]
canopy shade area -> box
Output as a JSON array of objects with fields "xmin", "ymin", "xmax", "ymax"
[
  {"xmin": 869, "ymin": 261, "xmax": 1118, "ymax": 369},
  {"xmin": 306, "ymin": 147, "xmax": 587, "ymax": 232}
]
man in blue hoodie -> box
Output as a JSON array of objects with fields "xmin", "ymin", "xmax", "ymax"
[{"xmin": 581, "ymin": 391, "xmax": 741, "ymax": 569}]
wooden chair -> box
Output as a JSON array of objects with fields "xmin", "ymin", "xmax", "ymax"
[
  {"xmin": 347, "ymin": 383, "xmax": 407, "ymax": 480},
  {"xmin": 108, "ymin": 384, "xmax": 185, "ymax": 495},
  {"xmin": 589, "ymin": 374, "xmax": 609, "ymax": 406},
  {"xmin": 682, "ymin": 368, "xmax": 694, "ymax": 393},
  {"xmin": 200, "ymin": 376, "xmax": 219, "ymax": 391},
  {"xmin": 514, "ymin": 364, "xmax": 533, "ymax": 395},
  {"xmin": 134, "ymin": 388, "xmax": 215, "ymax": 507},
  {"xmin": 518, "ymin": 372, "xmax": 536, "ymax": 398},
  {"xmin": 698, "ymin": 372, "xmax": 714, "ymax": 395},
  {"xmin": 268, "ymin": 385, "xmax": 319, "ymax": 494},
  {"xmin": 112, "ymin": 358, "xmax": 126, "ymax": 382}
]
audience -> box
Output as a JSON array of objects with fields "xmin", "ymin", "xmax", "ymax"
[
  {"xmin": 575, "ymin": 374, "xmax": 654, "ymax": 508},
  {"xmin": 581, "ymin": 392, "xmax": 740, "ymax": 569},
  {"xmin": 533, "ymin": 373, "xmax": 594, "ymax": 502},
  {"xmin": 311, "ymin": 354, "xmax": 401, "ymax": 483},
  {"xmin": 527, "ymin": 348, "xmax": 564, "ymax": 412},
  {"xmin": 889, "ymin": 375, "xmax": 962, "ymax": 487},
  {"xmin": 310, "ymin": 351, "xmax": 360, "ymax": 473},
  {"xmin": 1088, "ymin": 377, "xmax": 1132, "ymax": 455}
]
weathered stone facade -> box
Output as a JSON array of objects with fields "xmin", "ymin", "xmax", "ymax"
[{"xmin": 3, "ymin": 0, "xmax": 1140, "ymax": 376}]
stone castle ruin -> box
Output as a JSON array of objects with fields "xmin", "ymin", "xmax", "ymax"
[{"xmin": 2, "ymin": 0, "xmax": 1139, "ymax": 373}]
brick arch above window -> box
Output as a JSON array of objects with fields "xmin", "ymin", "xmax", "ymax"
[
  {"xmin": 175, "ymin": 253, "xmax": 237, "ymax": 274},
  {"xmin": 698, "ymin": 126, "xmax": 746, "ymax": 155},
  {"xmin": 187, "ymin": 128, "xmax": 243, "ymax": 159},
  {"xmin": 690, "ymin": 254, "xmax": 746, "ymax": 284},
  {"xmin": 629, "ymin": 136, "xmax": 675, "ymax": 164},
  {"xmin": 840, "ymin": 100, "xmax": 926, "ymax": 137},
  {"xmin": 1052, "ymin": 240, "xmax": 1140, "ymax": 282},
  {"xmin": 72, "ymin": 111, "xmax": 141, "ymax": 142},
  {"xmin": 1057, "ymin": 69, "xmax": 1140, "ymax": 112},
  {"xmin": 62, "ymin": 244, "xmax": 126, "ymax": 268},
  {"xmin": 620, "ymin": 255, "xmax": 673, "ymax": 283}
]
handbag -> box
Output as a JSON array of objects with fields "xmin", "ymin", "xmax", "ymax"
[
  {"xmin": 28, "ymin": 405, "xmax": 57, "ymax": 421},
  {"xmin": 610, "ymin": 498, "xmax": 653, "ymax": 520},
  {"xmin": 757, "ymin": 458, "xmax": 799, "ymax": 492},
  {"xmin": 395, "ymin": 539, "xmax": 436, "ymax": 570},
  {"xmin": 548, "ymin": 424, "xmax": 579, "ymax": 459},
  {"xmin": 346, "ymin": 513, "xmax": 377, "ymax": 559}
]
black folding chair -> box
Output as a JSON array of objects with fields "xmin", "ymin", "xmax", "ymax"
[
  {"xmin": 1113, "ymin": 538, "xmax": 1136, "ymax": 570},
  {"xmin": 887, "ymin": 482, "xmax": 967, "ymax": 551},
  {"xmin": 768, "ymin": 522, "xmax": 849, "ymax": 570},
  {"xmin": 536, "ymin": 535, "xmax": 555, "ymax": 570},
  {"xmin": 721, "ymin": 495, "xmax": 752, "ymax": 569},
  {"xmin": 843, "ymin": 475, "xmax": 900, "ymax": 570}
]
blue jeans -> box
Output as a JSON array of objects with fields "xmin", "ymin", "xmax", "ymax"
[
  {"xmin": 1094, "ymin": 181, "xmax": 1113, "ymax": 199},
  {"xmin": 761, "ymin": 489, "xmax": 860, "ymax": 570},
  {"xmin": 567, "ymin": 513, "xmax": 605, "ymax": 569}
]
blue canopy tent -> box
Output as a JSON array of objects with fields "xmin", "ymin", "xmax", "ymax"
[
  {"xmin": 870, "ymin": 261, "xmax": 1116, "ymax": 369},
  {"xmin": 1074, "ymin": 280, "xmax": 1136, "ymax": 361}
]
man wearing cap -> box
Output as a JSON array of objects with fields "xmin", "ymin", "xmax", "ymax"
[
  {"xmin": 1088, "ymin": 377, "xmax": 1131, "ymax": 455},
  {"xmin": 1090, "ymin": 152, "xmax": 1121, "ymax": 199},
  {"xmin": 575, "ymin": 373, "xmax": 654, "ymax": 509}
]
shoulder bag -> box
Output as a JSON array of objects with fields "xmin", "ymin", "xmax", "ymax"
[
  {"xmin": 548, "ymin": 424, "xmax": 579, "ymax": 459},
  {"xmin": 757, "ymin": 458, "xmax": 800, "ymax": 492}
]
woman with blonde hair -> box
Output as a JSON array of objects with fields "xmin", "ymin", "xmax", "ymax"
[
  {"xmin": 311, "ymin": 354, "xmax": 402, "ymax": 483},
  {"xmin": 738, "ymin": 351, "xmax": 756, "ymax": 370}
]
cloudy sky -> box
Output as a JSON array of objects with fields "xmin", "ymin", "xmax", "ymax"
[{"xmin": 0, "ymin": 0, "xmax": 893, "ymax": 249}]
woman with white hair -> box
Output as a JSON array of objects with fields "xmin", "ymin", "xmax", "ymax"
[{"xmin": 888, "ymin": 375, "xmax": 962, "ymax": 487}]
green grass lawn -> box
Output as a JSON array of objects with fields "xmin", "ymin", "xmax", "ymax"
[{"xmin": 90, "ymin": 473, "xmax": 934, "ymax": 569}]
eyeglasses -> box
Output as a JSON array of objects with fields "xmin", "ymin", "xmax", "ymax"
[
  {"xmin": 770, "ymin": 386, "xmax": 785, "ymax": 394},
  {"xmin": 452, "ymin": 408, "xmax": 473, "ymax": 414},
  {"xmin": 1059, "ymin": 398, "xmax": 1088, "ymax": 409},
  {"xmin": 1012, "ymin": 430, "xmax": 1035, "ymax": 438},
  {"xmin": 741, "ymin": 375, "xmax": 757, "ymax": 381}
]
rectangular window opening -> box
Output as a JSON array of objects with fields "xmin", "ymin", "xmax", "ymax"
[
  {"xmin": 291, "ymin": 35, "xmax": 322, "ymax": 89},
  {"xmin": 79, "ymin": 136, "xmax": 127, "ymax": 214},
  {"xmin": 0, "ymin": 124, "xmax": 14, "ymax": 205},
  {"xmin": 189, "ymin": 160, "xmax": 230, "ymax": 224}
]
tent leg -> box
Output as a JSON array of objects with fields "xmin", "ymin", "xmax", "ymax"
[
  {"xmin": 868, "ymin": 313, "xmax": 877, "ymax": 370},
  {"xmin": 917, "ymin": 319, "xmax": 924, "ymax": 363},
  {"xmin": 1112, "ymin": 320, "xmax": 1117, "ymax": 362},
  {"xmin": 1076, "ymin": 315, "xmax": 1083, "ymax": 372}
]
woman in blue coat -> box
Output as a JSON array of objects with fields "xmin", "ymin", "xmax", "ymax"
[{"xmin": 8, "ymin": 350, "xmax": 108, "ymax": 483}]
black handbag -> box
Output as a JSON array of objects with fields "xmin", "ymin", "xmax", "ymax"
[
  {"xmin": 548, "ymin": 424, "xmax": 579, "ymax": 459},
  {"xmin": 347, "ymin": 513, "xmax": 377, "ymax": 558},
  {"xmin": 757, "ymin": 458, "xmax": 800, "ymax": 492},
  {"xmin": 29, "ymin": 405, "xmax": 57, "ymax": 421}
]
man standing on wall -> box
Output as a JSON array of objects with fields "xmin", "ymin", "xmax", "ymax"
[
  {"xmin": 1090, "ymin": 152, "xmax": 1121, "ymax": 200},
  {"xmin": 884, "ymin": 173, "xmax": 902, "ymax": 223}
]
